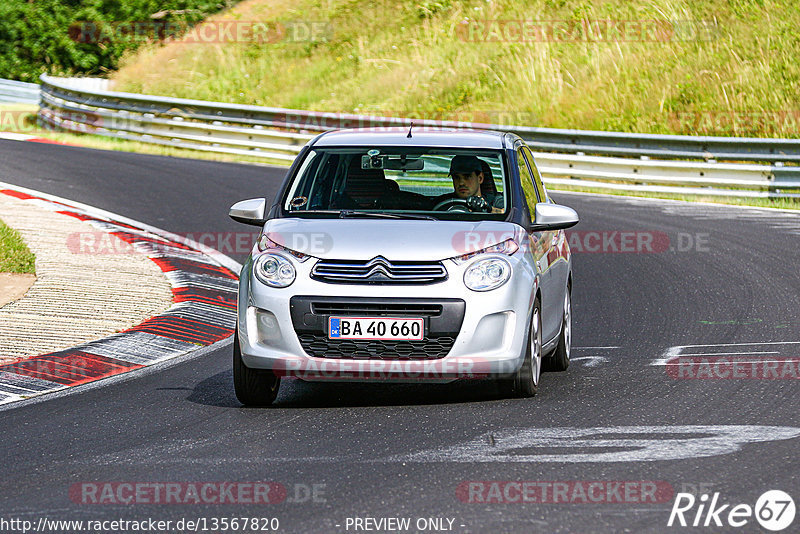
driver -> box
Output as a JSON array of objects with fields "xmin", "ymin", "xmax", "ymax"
[{"xmin": 432, "ymin": 155, "xmax": 504, "ymax": 213}]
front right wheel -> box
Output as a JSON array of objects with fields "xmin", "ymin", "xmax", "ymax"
[
  {"xmin": 499, "ymin": 299, "xmax": 542, "ymax": 398},
  {"xmin": 233, "ymin": 326, "xmax": 281, "ymax": 406}
]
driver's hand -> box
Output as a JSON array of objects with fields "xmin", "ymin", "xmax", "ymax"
[{"xmin": 466, "ymin": 195, "xmax": 490, "ymax": 213}]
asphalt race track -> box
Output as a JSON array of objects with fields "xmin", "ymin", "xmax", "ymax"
[{"xmin": 1, "ymin": 139, "xmax": 799, "ymax": 533}]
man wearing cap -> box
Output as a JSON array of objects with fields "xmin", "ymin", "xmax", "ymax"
[{"xmin": 431, "ymin": 155, "xmax": 504, "ymax": 213}]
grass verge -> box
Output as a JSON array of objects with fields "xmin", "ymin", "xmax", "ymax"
[
  {"xmin": 0, "ymin": 220, "xmax": 36, "ymax": 274},
  {"xmin": 111, "ymin": 0, "xmax": 800, "ymax": 138}
]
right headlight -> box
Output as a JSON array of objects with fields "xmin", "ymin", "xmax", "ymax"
[
  {"xmin": 463, "ymin": 257, "xmax": 511, "ymax": 291},
  {"xmin": 257, "ymin": 234, "xmax": 311, "ymax": 262},
  {"xmin": 253, "ymin": 253, "xmax": 296, "ymax": 288}
]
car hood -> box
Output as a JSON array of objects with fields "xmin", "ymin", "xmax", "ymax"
[{"xmin": 262, "ymin": 218, "xmax": 520, "ymax": 261}]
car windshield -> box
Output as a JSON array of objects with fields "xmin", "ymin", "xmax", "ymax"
[{"xmin": 282, "ymin": 147, "xmax": 509, "ymax": 220}]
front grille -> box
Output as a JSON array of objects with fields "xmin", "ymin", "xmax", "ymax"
[
  {"xmin": 311, "ymin": 256, "xmax": 447, "ymax": 284},
  {"xmin": 311, "ymin": 302, "xmax": 442, "ymax": 317},
  {"xmin": 289, "ymin": 296, "xmax": 466, "ymax": 360},
  {"xmin": 297, "ymin": 334, "xmax": 456, "ymax": 360}
]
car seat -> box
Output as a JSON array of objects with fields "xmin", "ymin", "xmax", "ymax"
[{"xmin": 337, "ymin": 156, "xmax": 397, "ymax": 208}]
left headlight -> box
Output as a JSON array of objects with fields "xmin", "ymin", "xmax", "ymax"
[
  {"xmin": 253, "ymin": 253, "xmax": 297, "ymax": 288},
  {"xmin": 463, "ymin": 257, "xmax": 511, "ymax": 292},
  {"xmin": 450, "ymin": 238, "xmax": 519, "ymax": 265}
]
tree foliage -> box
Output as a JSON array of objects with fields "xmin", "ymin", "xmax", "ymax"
[{"xmin": 0, "ymin": 0, "xmax": 236, "ymax": 82}]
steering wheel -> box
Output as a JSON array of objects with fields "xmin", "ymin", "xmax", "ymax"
[{"xmin": 432, "ymin": 198, "xmax": 470, "ymax": 212}]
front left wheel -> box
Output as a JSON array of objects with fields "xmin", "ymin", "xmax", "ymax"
[
  {"xmin": 233, "ymin": 326, "xmax": 280, "ymax": 406},
  {"xmin": 544, "ymin": 286, "xmax": 571, "ymax": 372}
]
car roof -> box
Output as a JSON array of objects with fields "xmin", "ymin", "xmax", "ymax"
[{"xmin": 311, "ymin": 127, "xmax": 517, "ymax": 149}]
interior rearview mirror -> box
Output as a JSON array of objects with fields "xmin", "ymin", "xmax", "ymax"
[
  {"xmin": 362, "ymin": 155, "xmax": 425, "ymax": 171},
  {"xmin": 384, "ymin": 157, "xmax": 424, "ymax": 171}
]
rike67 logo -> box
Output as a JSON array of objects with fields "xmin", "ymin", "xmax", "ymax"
[{"xmin": 668, "ymin": 490, "xmax": 795, "ymax": 531}]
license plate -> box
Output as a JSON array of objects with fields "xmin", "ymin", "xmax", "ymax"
[{"xmin": 328, "ymin": 317, "xmax": 424, "ymax": 340}]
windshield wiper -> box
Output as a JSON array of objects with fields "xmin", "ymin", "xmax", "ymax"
[{"xmin": 338, "ymin": 210, "xmax": 437, "ymax": 221}]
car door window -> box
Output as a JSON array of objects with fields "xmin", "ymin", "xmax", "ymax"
[
  {"xmin": 522, "ymin": 146, "xmax": 547, "ymax": 202},
  {"xmin": 516, "ymin": 146, "xmax": 538, "ymax": 217}
]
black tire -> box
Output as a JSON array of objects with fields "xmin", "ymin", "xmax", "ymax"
[
  {"xmin": 499, "ymin": 299, "xmax": 542, "ymax": 398},
  {"xmin": 233, "ymin": 327, "xmax": 280, "ymax": 406},
  {"xmin": 544, "ymin": 286, "xmax": 571, "ymax": 372}
]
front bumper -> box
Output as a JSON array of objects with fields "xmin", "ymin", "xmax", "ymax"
[{"xmin": 237, "ymin": 253, "xmax": 536, "ymax": 383}]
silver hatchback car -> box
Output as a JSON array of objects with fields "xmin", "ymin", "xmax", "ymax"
[{"xmin": 229, "ymin": 128, "xmax": 578, "ymax": 405}]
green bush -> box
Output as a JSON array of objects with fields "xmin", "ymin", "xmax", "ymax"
[{"xmin": 0, "ymin": 0, "xmax": 238, "ymax": 82}]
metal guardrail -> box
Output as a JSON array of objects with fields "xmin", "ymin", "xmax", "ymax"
[
  {"xmin": 0, "ymin": 79, "xmax": 40, "ymax": 104},
  {"xmin": 37, "ymin": 74, "xmax": 800, "ymax": 198}
]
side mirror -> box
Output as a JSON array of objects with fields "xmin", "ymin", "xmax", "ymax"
[
  {"xmin": 530, "ymin": 203, "xmax": 579, "ymax": 231},
  {"xmin": 229, "ymin": 198, "xmax": 267, "ymax": 226}
]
